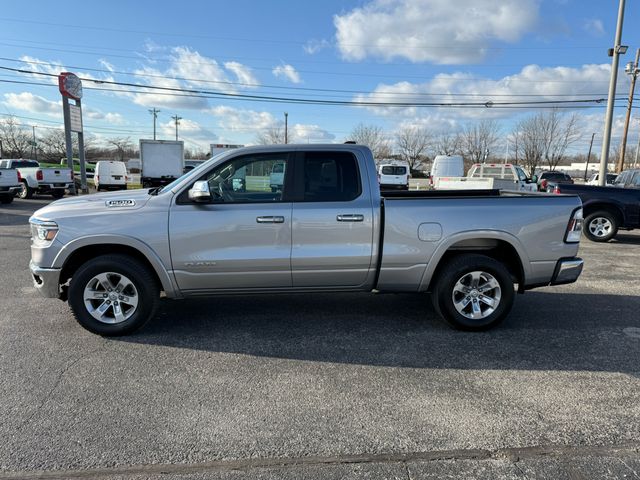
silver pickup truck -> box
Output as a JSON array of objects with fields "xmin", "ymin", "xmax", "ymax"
[{"xmin": 29, "ymin": 144, "xmax": 584, "ymax": 336}]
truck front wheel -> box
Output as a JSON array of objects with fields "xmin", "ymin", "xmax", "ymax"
[
  {"xmin": 432, "ymin": 254, "xmax": 515, "ymax": 331},
  {"xmin": 67, "ymin": 254, "xmax": 160, "ymax": 336}
]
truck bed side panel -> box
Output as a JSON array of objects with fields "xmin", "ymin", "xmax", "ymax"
[{"xmin": 377, "ymin": 195, "xmax": 581, "ymax": 291}]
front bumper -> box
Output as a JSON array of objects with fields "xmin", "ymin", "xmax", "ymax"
[
  {"xmin": 29, "ymin": 261, "xmax": 62, "ymax": 298},
  {"xmin": 550, "ymin": 257, "xmax": 584, "ymax": 286}
]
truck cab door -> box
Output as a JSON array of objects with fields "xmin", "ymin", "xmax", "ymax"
[
  {"xmin": 291, "ymin": 151, "xmax": 375, "ymax": 287},
  {"xmin": 168, "ymin": 152, "xmax": 294, "ymax": 293}
]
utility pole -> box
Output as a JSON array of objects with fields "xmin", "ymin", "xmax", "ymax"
[
  {"xmin": 284, "ymin": 112, "xmax": 288, "ymax": 144},
  {"xmin": 31, "ymin": 125, "xmax": 37, "ymax": 161},
  {"xmin": 599, "ymin": 0, "xmax": 627, "ymax": 186},
  {"xmin": 149, "ymin": 108, "xmax": 160, "ymax": 140},
  {"xmin": 171, "ymin": 115, "xmax": 182, "ymax": 141},
  {"xmin": 584, "ymin": 133, "xmax": 596, "ymax": 181},
  {"xmin": 617, "ymin": 48, "xmax": 640, "ymax": 173}
]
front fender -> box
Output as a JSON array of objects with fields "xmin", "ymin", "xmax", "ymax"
[{"xmin": 53, "ymin": 234, "xmax": 181, "ymax": 298}]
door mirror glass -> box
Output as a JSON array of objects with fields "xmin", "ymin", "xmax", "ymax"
[
  {"xmin": 531, "ymin": 175, "xmax": 538, "ymax": 183},
  {"xmin": 188, "ymin": 180, "xmax": 212, "ymax": 202}
]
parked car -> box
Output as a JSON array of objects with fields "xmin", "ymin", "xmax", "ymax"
[
  {"xmin": 430, "ymin": 155, "xmax": 464, "ymax": 187},
  {"xmin": 611, "ymin": 168, "xmax": 640, "ymax": 189},
  {"xmin": 0, "ymin": 166, "xmax": 21, "ymax": 204},
  {"xmin": 94, "ymin": 161, "xmax": 128, "ymax": 191},
  {"xmin": 587, "ymin": 173, "xmax": 618, "ymax": 186},
  {"xmin": 435, "ymin": 163, "xmax": 538, "ymax": 192},
  {"xmin": 0, "ymin": 159, "xmax": 73, "ymax": 199},
  {"xmin": 549, "ymin": 174, "xmax": 640, "ymax": 241},
  {"xmin": 269, "ymin": 161, "xmax": 285, "ymax": 192},
  {"xmin": 29, "ymin": 144, "xmax": 584, "ymax": 336},
  {"xmin": 538, "ymin": 171, "xmax": 573, "ymax": 191},
  {"xmin": 378, "ymin": 163, "xmax": 409, "ymax": 190}
]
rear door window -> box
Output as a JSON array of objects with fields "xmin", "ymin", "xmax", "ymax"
[{"xmin": 302, "ymin": 152, "xmax": 361, "ymax": 202}]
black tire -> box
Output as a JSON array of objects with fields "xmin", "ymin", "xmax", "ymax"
[
  {"xmin": 18, "ymin": 181, "xmax": 33, "ymax": 199},
  {"xmin": 583, "ymin": 210, "xmax": 618, "ymax": 242},
  {"xmin": 68, "ymin": 254, "xmax": 160, "ymax": 336},
  {"xmin": 51, "ymin": 190, "xmax": 65, "ymax": 199},
  {"xmin": 431, "ymin": 254, "xmax": 515, "ymax": 331},
  {"xmin": 0, "ymin": 195, "xmax": 13, "ymax": 204}
]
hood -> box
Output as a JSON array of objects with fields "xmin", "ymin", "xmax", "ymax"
[{"xmin": 30, "ymin": 189, "xmax": 156, "ymax": 222}]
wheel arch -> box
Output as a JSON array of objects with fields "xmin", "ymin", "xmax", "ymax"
[
  {"xmin": 582, "ymin": 201, "xmax": 625, "ymax": 225},
  {"xmin": 55, "ymin": 236, "xmax": 180, "ymax": 300},
  {"xmin": 420, "ymin": 231, "xmax": 528, "ymax": 293}
]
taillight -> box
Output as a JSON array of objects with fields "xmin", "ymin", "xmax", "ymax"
[
  {"xmin": 36, "ymin": 170, "xmax": 43, "ymax": 181},
  {"xmin": 17, "ymin": 170, "xmax": 22, "ymax": 181},
  {"xmin": 565, "ymin": 208, "xmax": 583, "ymax": 242},
  {"xmin": 553, "ymin": 185, "xmax": 561, "ymax": 194},
  {"xmin": 540, "ymin": 179, "xmax": 547, "ymax": 189}
]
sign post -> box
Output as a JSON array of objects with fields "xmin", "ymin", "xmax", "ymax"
[{"xmin": 59, "ymin": 72, "xmax": 87, "ymax": 194}]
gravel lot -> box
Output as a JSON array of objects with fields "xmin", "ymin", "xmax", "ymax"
[{"xmin": 1, "ymin": 196, "xmax": 639, "ymax": 479}]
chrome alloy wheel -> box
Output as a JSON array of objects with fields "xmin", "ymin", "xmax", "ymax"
[
  {"xmin": 83, "ymin": 272, "xmax": 139, "ymax": 324},
  {"xmin": 452, "ymin": 271, "xmax": 502, "ymax": 320},
  {"xmin": 588, "ymin": 217, "xmax": 612, "ymax": 238}
]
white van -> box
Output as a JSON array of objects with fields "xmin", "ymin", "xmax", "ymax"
[
  {"xmin": 378, "ymin": 163, "xmax": 410, "ymax": 190},
  {"xmin": 430, "ymin": 155, "xmax": 464, "ymax": 186},
  {"xmin": 94, "ymin": 161, "xmax": 128, "ymax": 191}
]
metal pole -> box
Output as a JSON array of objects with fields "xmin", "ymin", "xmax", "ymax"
[
  {"xmin": 617, "ymin": 48, "xmax": 639, "ymax": 173},
  {"xmin": 599, "ymin": 0, "xmax": 626, "ymax": 186},
  {"xmin": 76, "ymin": 99, "xmax": 88, "ymax": 194},
  {"xmin": 32, "ymin": 125, "xmax": 37, "ymax": 161},
  {"xmin": 284, "ymin": 112, "xmax": 288, "ymax": 144},
  {"xmin": 584, "ymin": 133, "xmax": 596, "ymax": 181},
  {"xmin": 62, "ymin": 97, "xmax": 76, "ymax": 195}
]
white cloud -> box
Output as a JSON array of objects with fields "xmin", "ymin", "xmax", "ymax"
[
  {"xmin": 304, "ymin": 39, "xmax": 330, "ymax": 55},
  {"xmin": 272, "ymin": 64, "xmax": 301, "ymax": 84},
  {"xmin": 3, "ymin": 92, "xmax": 60, "ymax": 117},
  {"xmin": 334, "ymin": 0, "xmax": 539, "ymax": 64},
  {"xmin": 353, "ymin": 63, "xmax": 619, "ymax": 120},
  {"xmin": 224, "ymin": 62, "xmax": 259, "ymax": 86},
  {"xmin": 291, "ymin": 124, "xmax": 336, "ymax": 142},
  {"xmin": 99, "ymin": 59, "xmax": 115, "ymax": 73},
  {"xmin": 209, "ymin": 105, "xmax": 277, "ymax": 132},
  {"xmin": 583, "ymin": 19, "xmax": 605, "ymax": 37}
]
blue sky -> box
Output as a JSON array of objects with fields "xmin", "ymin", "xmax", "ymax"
[{"xmin": 0, "ymin": 0, "xmax": 639, "ymax": 154}]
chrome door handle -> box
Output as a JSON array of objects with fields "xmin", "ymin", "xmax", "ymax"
[
  {"xmin": 256, "ymin": 216, "xmax": 285, "ymax": 224},
  {"xmin": 337, "ymin": 214, "xmax": 364, "ymax": 222}
]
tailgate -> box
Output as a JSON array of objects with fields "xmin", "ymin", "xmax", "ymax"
[
  {"xmin": 41, "ymin": 168, "xmax": 71, "ymax": 184},
  {"xmin": 0, "ymin": 169, "xmax": 19, "ymax": 186}
]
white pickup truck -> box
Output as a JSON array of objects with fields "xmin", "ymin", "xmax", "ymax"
[
  {"xmin": 0, "ymin": 166, "xmax": 21, "ymax": 204},
  {"xmin": 0, "ymin": 159, "xmax": 74, "ymax": 199},
  {"xmin": 435, "ymin": 163, "xmax": 538, "ymax": 192}
]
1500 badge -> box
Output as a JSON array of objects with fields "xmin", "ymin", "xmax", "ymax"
[{"xmin": 105, "ymin": 199, "xmax": 136, "ymax": 208}]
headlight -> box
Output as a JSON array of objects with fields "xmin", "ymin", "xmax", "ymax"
[{"xmin": 30, "ymin": 219, "xmax": 59, "ymax": 247}]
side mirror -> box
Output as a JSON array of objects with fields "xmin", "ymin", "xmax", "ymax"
[
  {"xmin": 188, "ymin": 180, "xmax": 211, "ymax": 202},
  {"xmin": 531, "ymin": 175, "xmax": 538, "ymax": 183}
]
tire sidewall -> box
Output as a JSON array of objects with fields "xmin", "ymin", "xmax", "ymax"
[
  {"xmin": 68, "ymin": 256, "xmax": 158, "ymax": 336},
  {"xmin": 18, "ymin": 182, "xmax": 30, "ymax": 199},
  {"xmin": 435, "ymin": 255, "xmax": 515, "ymax": 331},
  {"xmin": 584, "ymin": 211, "xmax": 617, "ymax": 242}
]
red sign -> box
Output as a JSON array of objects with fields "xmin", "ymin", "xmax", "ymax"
[{"xmin": 58, "ymin": 72, "xmax": 83, "ymax": 100}]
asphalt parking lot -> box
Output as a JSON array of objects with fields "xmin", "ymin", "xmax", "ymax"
[{"xmin": 1, "ymin": 196, "xmax": 639, "ymax": 479}]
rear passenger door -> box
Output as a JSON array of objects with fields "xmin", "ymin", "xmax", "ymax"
[{"xmin": 291, "ymin": 150, "xmax": 374, "ymax": 287}]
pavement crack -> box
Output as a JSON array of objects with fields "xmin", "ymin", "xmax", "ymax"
[
  {"xmin": 404, "ymin": 463, "xmax": 412, "ymax": 480},
  {"xmin": 619, "ymin": 458, "xmax": 640, "ymax": 479},
  {"xmin": 17, "ymin": 343, "xmax": 106, "ymax": 431}
]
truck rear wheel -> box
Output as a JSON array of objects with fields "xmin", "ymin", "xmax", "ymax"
[
  {"xmin": 584, "ymin": 210, "xmax": 618, "ymax": 242},
  {"xmin": 67, "ymin": 254, "xmax": 159, "ymax": 336},
  {"xmin": 432, "ymin": 254, "xmax": 515, "ymax": 331},
  {"xmin": 18, "ymin": 181, "xmax": 33, "ymax": 199}
]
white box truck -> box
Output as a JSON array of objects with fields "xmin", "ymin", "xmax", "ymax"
[{"xmin": 140, "ymin": 140, "xmax": 184, "ymax": 188}]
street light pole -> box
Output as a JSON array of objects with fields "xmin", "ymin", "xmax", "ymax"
[
  {"xmin": 617, "ymin": 48, "xmax": 640, "ymax": 173},
  {"xmin": 584, "ymin": 133, "xmax": 596, "ymax": 182},
  {"xmin": 598, "ymin": 0, "xmax": 626, "ymax": 186}
]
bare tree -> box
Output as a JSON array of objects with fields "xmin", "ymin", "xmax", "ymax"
[
  {"xmin": 540, "ymin": 110, "xmax": 581, "ymax": 170},
  {"xmin": 462, "ymin": 120, "xmax": 501, "ymax": 163},
  {"xmin": 107, "ymin": 137, "xmax": 134, "ymax": 162},
  {"xmin": 349, "ymin": 123, "xmax": 391, "ymax": 160},
  {"xmin": 433, "ymin": 131, "xmax": 462, "ymax": 156},
  {"xmin": 395, "ymin": 126, "xmax": 431, "ymax": 173},
  {"xmin": 0, "ymin": 116, "xmax": 31, "ymax": 158},
  {"xmin": 255, "ymin": 126, "xmax": 292, "ymax": 145},
  {"xmin": 514, "ymin": 116, "xmax": 544, "ymax": 177}
]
